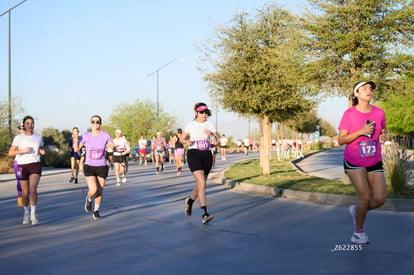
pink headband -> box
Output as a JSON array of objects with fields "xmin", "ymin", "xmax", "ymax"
[{"xmin": 196, "ymin": 105, "xmax": 208, "ymax": 112}]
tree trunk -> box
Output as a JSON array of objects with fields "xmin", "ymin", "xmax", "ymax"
[
  {"xmin": 260, "ymin": 115, "xmax": 271, "ymax": 175},
  {"xmin": 259, "ymin": 119, "xmax": 263, "ymax": 168}
]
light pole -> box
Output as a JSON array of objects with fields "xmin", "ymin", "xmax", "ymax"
[
  {"xmin": 213, "ymin": 91, "xmax": 219, "ymax": 132},
  {"xmin": 0, "ymin": 0, "xmax": 27, "ymax": 138},
  {"xmin": 141, "ymin": 58, "xmax": 183, "ymax": 121}
]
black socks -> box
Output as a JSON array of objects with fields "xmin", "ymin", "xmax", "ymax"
[{"xmin": 201, "ymin": 206, "xmax": 208, "ymax": 216}]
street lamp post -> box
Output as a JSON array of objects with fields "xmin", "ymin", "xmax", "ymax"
[
  {"xmin": 212, "ymin": 91, "xmax": 219, "ymax": 132},
  {"xmin": 1, "ymin": 0, "xmax": 27, "ymax": 138},
  {"xmin": 141, "ymin": 58, "xmax": 183, "ymax": 121}
]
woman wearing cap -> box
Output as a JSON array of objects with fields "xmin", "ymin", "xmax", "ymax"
[
  {"xmin": 73, "ymin": 115, "xmax": 114, "ymax": 220},
  {"xmin": 180, "ymin": 102, "xmax": 219, "ymax": 224},
  {"xmin": 338, "ymin": 81, "xmax": 387, "ymax": 244},
  {"xmin": 8, "ymin": 116, "xmax": 46, "ymax": 225},
  {"xmin": 112, "ymin": 129, "xmax": 130, "ymax": 186}
]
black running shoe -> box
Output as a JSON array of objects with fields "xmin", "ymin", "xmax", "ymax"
[
  {"xmin": 84, "ymin": 197, "xmax": 92, "ymax": 213},
  {"xmin": 202, "ymin": 213, "xmax": 214, "ymax": 224},
  {"xmin": 92, "ymin": 211, "xmax": 101, "ymax": 220},
  {"xmin": 69, "ymin": 177, "xmax": 74, "ymax": 183},
  {"xmin": 185, "ymin": 197, "xmax": 192, "ymax": 216},
  {"xmin": 74, "ymin": 178, "xmax": 78, "ymax": 184}
]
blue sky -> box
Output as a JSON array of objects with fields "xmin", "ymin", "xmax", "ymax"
[{"xmin": 0, "ymin": 0, "xmax": 347, "ymax": 140}]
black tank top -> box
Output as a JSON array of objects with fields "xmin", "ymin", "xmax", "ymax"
[{"xmin": 175, "ymin": 134, "xmax": 184, "ymax": 149}]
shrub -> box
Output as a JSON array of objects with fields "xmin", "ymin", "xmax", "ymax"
[
  {"xmin": 41, "ymin": 150, "xmax": 71, "ymax": 168},
  {"xmin": 0, "ymin": 157, "xmax": 15, "ymax": 173},
  {"xmin": 309, "ymin": 142, "xmax": 322, "ymax": 150},
  {"xmin": 382, "ymin": 141, "xmax": 414, "ymax": 195}
]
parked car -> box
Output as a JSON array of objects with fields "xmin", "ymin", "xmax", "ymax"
[{"xmin": 131, "ymin": 145, "xmax": 140, "ymax": 162}]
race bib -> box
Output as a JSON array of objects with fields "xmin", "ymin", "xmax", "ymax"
[
  {"xmin": 90, "ymin": 149, "xmax": 104, "ymax": 160},
  {"xmin": 156, "ymin": 145, "xmax": 163, "ymax": 152},
  {"xmin": 358, "ymin": 140, "xmax": 377, "ymax": 158},
  {"xmin": 116, "ymin": 147, "xmax": 125, "ymax": 152},
  {"xmin": 195, "ymin": 140, "xmax": 211, "ymax": 151}
]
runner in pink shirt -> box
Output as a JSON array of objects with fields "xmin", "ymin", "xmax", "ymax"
[{"xmin": 338, "ymin": 81, "xmax": 387, "ymax": 244}]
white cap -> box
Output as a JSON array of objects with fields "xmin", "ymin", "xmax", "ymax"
[
  {"xmin": 115, "ymin": 129, "xmax": 122, "ymax": 134},
  {"xmin": 353, "ymin": 81, "xmax": 376, "ymax": 93}
]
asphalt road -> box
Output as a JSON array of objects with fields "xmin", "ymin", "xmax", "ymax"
[{"xmin": 1, "ymin": 151, "xmax": 413, "ymax": 275}]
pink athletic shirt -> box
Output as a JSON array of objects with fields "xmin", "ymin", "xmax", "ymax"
[{"xmin": 338, "ymin": 105, "xmax": 386, "ymax": 167}]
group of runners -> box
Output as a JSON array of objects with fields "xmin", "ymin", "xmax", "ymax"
[
  {"xmin": 9, "ymin": 102, "xmax": 220, "ymax": 225},
  {"xmin": 8, "ymin": 84, "xmax": 389, "ymax": 245},
  {"xmin": 70, "ymin": 127, "xmax": 131, "ymax": 187},
  {"xmin": 135, "ymin": 131, "xmax": 186, "ymax": 176}
]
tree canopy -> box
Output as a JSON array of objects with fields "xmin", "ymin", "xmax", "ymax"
[
  {"xmin": 105, "ymin": 99, "xmax": 178, "ymax": 145},
  {"xmin": 303, "ymin": 0, "xmax": 414, "ymax": 97},
  {"xmin": 378, "ymin": 73, "xmax": 414, "ymax": 139},
  {"xmin": 203, "ymin": 6, "xmax": 316, "ymax": 121},
  {"xmin": 201, "ymin": 4, "xmax": 318, "ymax": 174}
]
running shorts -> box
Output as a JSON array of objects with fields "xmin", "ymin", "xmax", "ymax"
[
  {"xmin": 155, "ymin": 150, "xmax": 165, "ymax": 157},
  {"xmin": 187, "ymin": 149, "xmax": 213, "ymax": 175},
  {"xmin": 174, "ymin": 148, "xmax": 185, "ymax": 158},
  {"xmin": 344, "ymin": 160, "xmax": 384, "ymax": 173},
  {"xmin": 113, "ymin": 155, "xmax": 127, "ymax": 163},
  {"xmin": 84, "ymin": 165, "xmax": 109, "ymax": 179},
  {"xmin": 18, "ymin": 162, "xmax": 42, "ymax": 180}
]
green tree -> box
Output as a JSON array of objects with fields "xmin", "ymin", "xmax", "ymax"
[
  {"xmin": 106, "ymin": 99, "xmax": 178, "ymax": 145},
  {"xmin": 0, "ymin": 97, "xmax": 26, "ymax": 157},
  {"xmin": 378, "ymin": 73, "xmax": 414, "ymax": 147},
  {"xmin": 288, "ymin": 110, "xmax": 320, "ymax": 136},
  {"xmin": 41, "ymin": 128, "xmax": 67, "ymax": 151},
  {"xmin": 303, "ymin": 0, "xmax": 414, "ymax": 97},
  {"xmin": 202, "ymin": 4, "xmax": 317, "ymax": 175},
  {"xmin": 319, "ymin": 119, "xmax": 337, "ymax": 137}
]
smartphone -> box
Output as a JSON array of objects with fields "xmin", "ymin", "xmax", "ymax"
[{"xmin": 365, "ymin": 120, "xmax": 375, "ymax": 137}]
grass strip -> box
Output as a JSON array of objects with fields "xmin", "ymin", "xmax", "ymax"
[{"xmin": 224, "ymin": 158, "xmax": 413, "ymax": 198}]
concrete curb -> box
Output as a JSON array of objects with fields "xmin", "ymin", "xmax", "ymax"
[{"xmin": 208, "ymin": 163, "xmax": 414, "ymax": 212}]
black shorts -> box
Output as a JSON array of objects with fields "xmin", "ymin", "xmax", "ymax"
[
  {"xmin": 344, "ymin": 160, "xmax": 384, "ymax": 173},
  {"xmin": 18, "ymin": 162, "xmax": 42, "ymax": 180},
  {"xmin": 84, "ymin": 165, "xmax": 109, "ymax": 179},
  {"xmin": 113, "ymin": 155, "xmax": 127, "ymax": 163},
  {"xmin": 187, "ymin": 149, "xmax": 213, "ymax": 175},
  {"xmin": 70, "ymin": 152, "xmax": 81, "ymax": 160},
  {"xmin": 106, "ymin": 152, "xmax": 113, "ymax": 160}
]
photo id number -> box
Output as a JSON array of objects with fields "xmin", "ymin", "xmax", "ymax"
[{"xmin": 331, "ymin": 244, "xmax": 363, "ymax": 252}]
